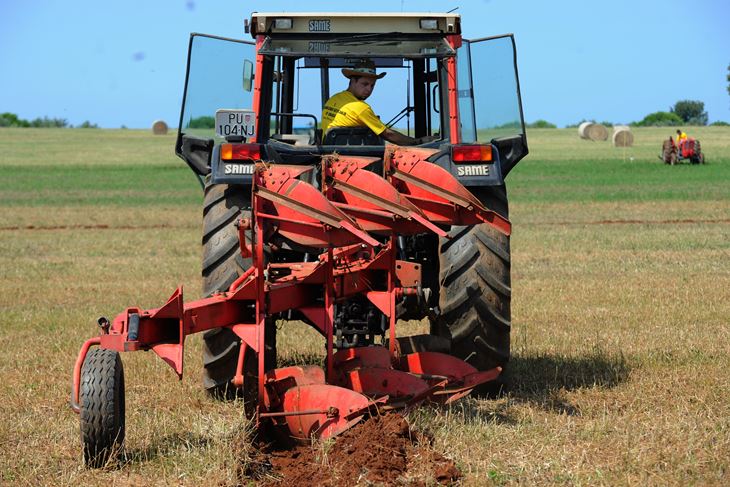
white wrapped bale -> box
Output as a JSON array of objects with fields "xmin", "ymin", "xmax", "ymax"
[{"xmin": 578, "ymin": 122, "xmax": 593, "ymax": 139}]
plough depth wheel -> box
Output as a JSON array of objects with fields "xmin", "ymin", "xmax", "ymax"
[{"xmin": 80, "ymin": 348, "xmax": 126, "ymax": 468}]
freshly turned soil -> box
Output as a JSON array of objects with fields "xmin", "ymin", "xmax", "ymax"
[{"xmin": 238, "ymin": 413, "xmax": 461, "ymax": 486}]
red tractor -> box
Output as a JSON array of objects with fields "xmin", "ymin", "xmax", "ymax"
[
  {"xmin": 661, "ymin": 136, "xmax": 705, "ymax": 165},
  {"xmin": 70, "ymin": 12, "xmax": 528, "ymax": 467}
]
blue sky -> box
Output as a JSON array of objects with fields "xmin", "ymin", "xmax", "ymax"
[{"xmin": 1, "ymin": 0, "xmax": 728, "ymax": 128}]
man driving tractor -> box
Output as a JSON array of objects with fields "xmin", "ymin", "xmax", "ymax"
[
  {"xmin": 321, "ymin": 59, "xmax": 424, "ymax": 145},
  {"xmin": 675, "ymin": 129, "xmax": 687, "ymax": 151}
]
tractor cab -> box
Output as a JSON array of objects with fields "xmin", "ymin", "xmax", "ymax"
[{"xmin": 176, "ymin": 12, "xmax": 528, "ymax": 187}]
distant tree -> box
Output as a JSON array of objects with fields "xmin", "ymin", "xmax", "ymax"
[
  {"xmin": 188, "ymin": 115, "xmax": 215, "ymax": 129},
  {"xmin": 565, "ymin": 118, "xmax": 597, "ymax": 128},
  {"xmin": 0, "ymin": 112, "xmax": 30, "ymax": 127},
  {"xmin": 631, "ymin": 111, "xmax": 683, "ymax": 127},
  {"xmin": 0, "ymin": 112, "xmax": 74, "ymax": 128},
  {"xmin": 493, "ymin": 121, "xmax": 521, "ymax": 129},
  {"xmin": 710, "ymin": 120, "xmax": 729, "ymax": 126},
  {"xmin": 78, "ymin": 120, "xmax": 99, "ymax": 128},
  {"xmin": 29, "ymin": 116, "xmax": 69, "ymax": 128},
  {"xmin": 527, "ymin": 120, "xmax": 557, "ymax": 128},
  {"xmin": 671, "ymin": 100, "xmax": 708, "ymax": 125}
]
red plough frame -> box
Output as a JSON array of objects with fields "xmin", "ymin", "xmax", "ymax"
[{"xmin": 71, "ymin": 146, "xmax": 509, "ymax": 441}]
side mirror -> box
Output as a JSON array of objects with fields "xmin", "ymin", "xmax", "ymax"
[{"xmin": 242, "ymin": 60, "xmax": 254, "ymax": 92}]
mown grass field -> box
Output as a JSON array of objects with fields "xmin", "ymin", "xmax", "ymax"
[{"xmin": 0, "ymin": 126, "xmax": 728, "ymax": 485}]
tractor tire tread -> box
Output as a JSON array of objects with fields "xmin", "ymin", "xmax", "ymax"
[
  {"xmin": 201, "ymin": 182, "xmax": 250, "ymax": 397},
  {"xmin": 438, "ymin": 186, "xmax": 511, "ymax": 373}
]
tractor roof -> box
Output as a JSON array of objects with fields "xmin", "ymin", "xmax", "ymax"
[{"xmin": 249, "ymin": 12, "xmax": 461, "ymax": 37}]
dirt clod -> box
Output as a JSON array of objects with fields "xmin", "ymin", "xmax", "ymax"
[{"xmin": 237, "ymin": 413, "xmax": 461, "ymax": 486}]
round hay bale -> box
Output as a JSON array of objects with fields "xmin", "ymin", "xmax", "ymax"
[
  {"xmin": 152, "ymin": 120, "xmax": 168, "ymax": 135},
  {"xmin": 578, "ymin": 122, "xmax": 593, "ymax": 139},
  {"xmin": 578, "ymin": 122, "xmax": 608, "ymax": 141},
  {"xmin": 612, "ymin": 128, "xmax": 634, "ymax": 147},
  {"xmin": 589, "ymin": 123, "xmax": 608, "ymax": 141}
]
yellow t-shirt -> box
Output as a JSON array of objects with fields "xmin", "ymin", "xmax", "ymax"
[
  {"xmin": 676, "ymin": 132, "xmax": 687, "ymax": 144},
  {"xmin": 321, "ymin": 90, "xmax": 386, "ymax": 137}
]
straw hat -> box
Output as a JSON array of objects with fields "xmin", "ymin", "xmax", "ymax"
[{"xmin": 342, "ymin": 59, "xmax": 386, "ymax": 79}]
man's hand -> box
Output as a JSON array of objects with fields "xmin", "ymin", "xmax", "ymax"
[{"xmin": 415, "ymin": 135, "xmax": 439, "ymax": 145}]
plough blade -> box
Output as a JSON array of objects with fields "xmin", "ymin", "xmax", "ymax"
[
  {"xmin": 255, "ymin": 164, "xmax": 379, "ymax": 248},
  {"xmin": 397, "ymin": 351, "xmax": 481, "ymax": 381},
  {"xmin": 434, "ymin": 368, "xmax": 503, "ymax": 404},
  {"xmin": 325, "ymin": 156, "xmax": 448, "ymax": 237},
  {"xmin": 397, "ymin": 351, "xmax": 502, "ymax": 403},
  {"xmin": 385, "ymin": 147, "xmax": 511, "ymax": 235},
  {"xmin": 331, "ymin": 347, "xmax": 502, "ymax": 407},
  {"xmin": 268, "ymin": 383, "xmax": 374, "ymax": 441},
  {"xmin": 337, "ymin": 367, "xmax": 431, "ymax": 400},
  {"xmin": 333, "ymin": 345, "xmax": 392, "ymax": 372},
  {"xmin": 263, "ymin": 365, "xmax": 327, "ymax": 409},
  {"xmin": 266, "ymin": 365, "xmax": 326, "ymax": 386}
]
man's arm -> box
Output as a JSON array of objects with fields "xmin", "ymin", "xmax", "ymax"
[{"xmin": 381, "ymin": 128, "xmax": 419, "ymax": 146}]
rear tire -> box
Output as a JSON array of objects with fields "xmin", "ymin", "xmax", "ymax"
[
  {"xmin": 437, "ymin": 185, "xmax": 511, "ymax": 385},
  {"xmin": 201, "ymin": 181, "xmax": 249, "ymax": 398},
  {"xmin": 202, "ymin": 182, "xmax": 250, "ymax": 294},
  {"xmin": 80, "ymin": 349, "xmax": 125, "ymax": 468},
  {"xmin": 200, "ymin": 181, "xmax": 275, "ymax": 400},
  {"xmin": 696, "ymin": 141, "xmax": 705, "ymax": 164}
]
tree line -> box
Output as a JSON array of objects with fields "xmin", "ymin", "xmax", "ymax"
[
  {"xmin": 631, "ymin": 100, "xmax": 712, "ymax": 127},
  {"xmin": 0, "ymin": 112, "xmax": 98, "ymax": 128}
]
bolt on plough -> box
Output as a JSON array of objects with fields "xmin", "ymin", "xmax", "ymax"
[{"xmin": 70, "ymin": 146, "xmax": 509, "ymax": 466}]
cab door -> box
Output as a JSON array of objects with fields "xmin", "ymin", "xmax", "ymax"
[
  {"xmin": 457, "ymin": 34, "xmax": 528, "ymax": 177},
  {"xmin": 176, "ymin": 34, "xmax": 256, "ymax": 176}
]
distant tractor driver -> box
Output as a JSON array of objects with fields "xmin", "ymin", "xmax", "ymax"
[
  {"xmin": 675, "ymin": 129, "xmax": 687, "ymax": 149},
  {"xmin": 322, "ymin": 59, "xmax": 422, "ymax": 145}
]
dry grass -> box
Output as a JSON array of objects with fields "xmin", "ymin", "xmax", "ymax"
[{"xmin": 0, "ymin": 126, "xmax": 728, "ymax": 485}]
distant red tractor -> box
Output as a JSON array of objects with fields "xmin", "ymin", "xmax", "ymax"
[{"xmin": 661, "ymin": 136, "xmax": 705, "ymax": 165}]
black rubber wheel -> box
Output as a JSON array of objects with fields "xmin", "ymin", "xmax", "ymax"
[
  {"xmin": 80, "ymin": 348, "xmax": 125, "ymax": 468},
  {"xmin": 696, "ymin": 141, "xmax": 705, "ymax": 164},
  {"xmin": 200, "ymin": 180, "xmax": 275, "ymax": 402},
  {"xmin": 437, "ymin": 185, "xmax": 511, "ymax": 382},
  {"xmin": 201, "ymin": 181, "xmax": 250, "ymax": 294},
  {"xmin": 201, "ymin": 181, "xmax": 249, "ymax": 398}
]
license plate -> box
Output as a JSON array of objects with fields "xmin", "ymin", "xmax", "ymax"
[{"xmin": 215, "ymin": 109, "xmax": 256, "ymax": 138}]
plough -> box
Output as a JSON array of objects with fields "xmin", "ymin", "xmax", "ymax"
[{"xmin": 71, "ymin": 145, "xmax": 509, "ymax": 466}]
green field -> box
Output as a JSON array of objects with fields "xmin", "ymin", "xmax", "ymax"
[{"xmin": 0, "ymin": 127, "xmax": 728, "ymax": 485}]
